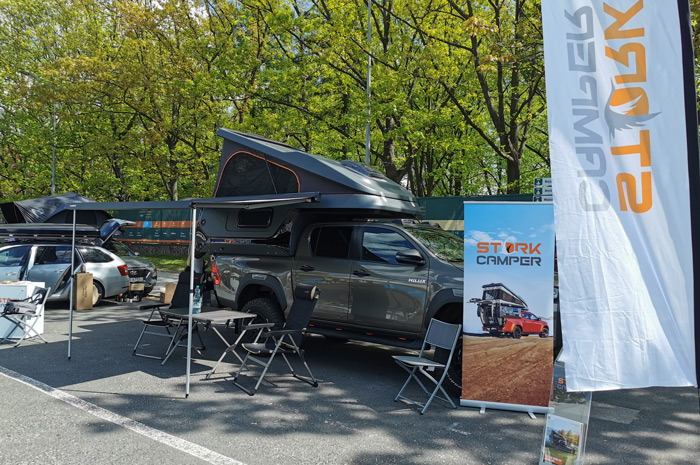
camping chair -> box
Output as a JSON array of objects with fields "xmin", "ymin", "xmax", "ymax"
[
  {"xmin": 392, "ymin": 318, "xmax": 462, "ymax": 414},
  {"xmin": 133, "ymin": 271, "xmax": 205, "ymax": 361},
  {"xmin": 1, "ymin": 287, "xmax": 51, "ymax": 347},
  {"xmin": 232, "ymin": 284, "xmax": 320, "ymax": 396}
]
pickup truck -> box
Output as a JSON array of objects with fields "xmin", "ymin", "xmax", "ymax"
[
  {"xmin": 471, "ymin": 283, "xmax": 549, "ymax": 338},
  {"xmin": 197, "ymin": 129, "xmax": 466, "ymax": 394},
  {"xmin": 491, "ymin": 310, "xmax": 549, "ymax": 339},
  {"xmin": 208, "ymin": 218, "xmax": 465, "ymax": 393}
]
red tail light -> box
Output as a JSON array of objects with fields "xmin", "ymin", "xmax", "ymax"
[
  {"xmin": 118, "ymin": 264, "xmax": 128, "ymax": 276},
  {"xmin": 211, "ymin": 258, "xmax": 221, "ymax": 285}
]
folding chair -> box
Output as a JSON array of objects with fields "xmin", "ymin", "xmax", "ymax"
[
  {"xmin": 392, "ymin": 318, "xmax": 462, "ymax": 414},
  {"xmin": 132, "ymin": 305, "xmax": 177, "ymax": 360},
  {"xmin": 1, "ymin": 287, "xmax": 51, "ymax": 347},
  {"xmin": 133, "ymin": 271, "xmax": 205, "ymax": 361},
  {"xmin": 232, "ymin": 284, "xmax": 320, "ymax": 396}
]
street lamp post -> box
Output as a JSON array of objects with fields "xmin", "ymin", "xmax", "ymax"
[
  {"xmin": 19, "ymin": 70, "xmax": 56, "ymax": 195},
  {"xmin": 365, "ymin": 0, "xmax": 372, "ymax": 166},
  {"xmin": 51, "ymin": 102, "xmax": 56, "ymax": 196}
]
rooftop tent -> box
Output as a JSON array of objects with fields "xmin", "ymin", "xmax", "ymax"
[
  {"xmin": 213, "ymin": 129, "xmax": 420, "ymax": 217},
  {"xmin": 481, "ymin": 283, "xmax": 528, "ymax": 308},
  {"xmin": 0, "ymin": 192, "xmax": 112, "ymax": 225}
]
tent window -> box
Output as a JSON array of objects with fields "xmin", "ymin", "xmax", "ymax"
[
  {"xmin": 238, "ymin": 208, "xmax": 273, "ymax": 228},
  {"xmin": 217, "ymin": 152, "xmax": 299, "ymax": 197}
]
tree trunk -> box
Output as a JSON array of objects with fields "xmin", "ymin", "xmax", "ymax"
[{"xmin": 505, "ymin": 156, "xmax": 521, "ymax": 194}]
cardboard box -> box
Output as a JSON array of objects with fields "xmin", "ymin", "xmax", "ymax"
[
  {"xmin": 74, "ymin": 273, "xmax": 93, "ymax": 310},
  {"xmin": 160, "ymin": 283, "xmax": 177, "ymax": 304}
]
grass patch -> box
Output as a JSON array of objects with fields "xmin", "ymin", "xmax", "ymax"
[{"xmin": 140, "ymin": 254, "xmax": 187, "ymax": 272}]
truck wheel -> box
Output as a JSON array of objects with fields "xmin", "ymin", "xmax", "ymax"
[
  {"xmin": 513, "ymin": 326, "xmax": 522, "ymax": 339},
  {"xmin": 241, "ymin": 297, "xmax": 284, "ymax": 327},
  {"xmin": 434, "ymin": 332, "xmax": 462, "ymax": 397},
  {"xmin": 540, "ymin": 327, "xmax": 549, "ymax": 338}
]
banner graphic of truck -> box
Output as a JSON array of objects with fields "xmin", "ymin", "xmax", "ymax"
[{"xmin": 470, "ymin": 283, "xmax": 549, "ymax": 338}]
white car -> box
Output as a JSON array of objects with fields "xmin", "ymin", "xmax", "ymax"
[{"xmin": 0, "ymin": 242, "xmax": 129, "ymax": 305}]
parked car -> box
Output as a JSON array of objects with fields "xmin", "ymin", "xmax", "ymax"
[
  {"xmin": 102, "ymin": 240, "xmax": 157, "ymax": 297},
  {"xmin": 0, "ymin": 219, "xmax": 157, "ymax": 300},
  {"xmin": 0, "ymin": 242, "xmax": 129, "ymax": 305}
]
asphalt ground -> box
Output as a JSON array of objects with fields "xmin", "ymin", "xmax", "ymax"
[{"xmin": 1, "ymin": 273, "xmax": 698, "ymax": 464}]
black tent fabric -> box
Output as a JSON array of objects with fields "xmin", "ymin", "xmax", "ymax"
[
  {"xmin": 0, "ymin": 193, "xmax": 112, "ymax": 225},
  {"xmin": 212, "ymin": 129, "xmax": 419, "ymax": 216}
]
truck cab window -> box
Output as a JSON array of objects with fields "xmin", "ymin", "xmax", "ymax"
[
  {"xmin": 362, "ymin": 227, "xmax": 415, "ymax": 264},
  {"xmin": 309, "ymin": 226, "xmax": 352, "ymax": 259}
]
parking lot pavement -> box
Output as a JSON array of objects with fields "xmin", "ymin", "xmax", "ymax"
[{"xmin": 1, "ymin": 300, "xmax": 698, "ymax": 465}]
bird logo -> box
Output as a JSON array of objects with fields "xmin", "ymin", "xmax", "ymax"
[{"xmin": 604, "ymin": 81, "xmax": 659, "ymax": 139}]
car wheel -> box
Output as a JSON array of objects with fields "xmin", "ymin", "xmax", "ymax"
[
  {"xmin": 513, "ymin": 326, "xmax": 522, "ymax": 339},
  {"xmin": 92, "ymin": 282, "xmax": 104, "ymax": 306},
  {"xmin": 540, "ymin": 327, "xmax": 549, "ymax": 338},
  {"xmin": 241, "ymin": 297, "xmax": 284, "ymax": 327},
  {"xmin": 435, "ymin": 331, "xmax": 463, "ymax": 397}
]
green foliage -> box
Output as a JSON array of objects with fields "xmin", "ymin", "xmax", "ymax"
[{"xmin": 9, "ymin": 1, "xmax": 692, "ymax": 201}]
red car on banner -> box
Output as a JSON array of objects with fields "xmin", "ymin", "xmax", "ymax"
[{"xmin": 471, "ymin": 283, "xmax": 549, "ymax": 339}]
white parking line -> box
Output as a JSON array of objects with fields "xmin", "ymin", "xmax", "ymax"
[{"xmin": 0, "ymin": 366, "xmax": 245, "ymax": 465}]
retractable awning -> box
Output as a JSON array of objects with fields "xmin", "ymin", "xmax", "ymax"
[{"xmin": 66, "ymin": 192, "xmax": 319, "ymax": 397}]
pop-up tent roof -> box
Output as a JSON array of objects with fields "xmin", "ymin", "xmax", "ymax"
[
  {"xmin": 0, "ymin": 192, "xmax": 112, "ymax": 225},
  {"xmin": 213, "ymin": 129, "xmax": 420, "ymax": 217},
  {"xmin": 480, "ymin": 283, "xmax": 528, "ymax": 308}
]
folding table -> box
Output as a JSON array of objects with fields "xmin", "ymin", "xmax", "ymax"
[{"xmin": 158, "ymin": 308, "xmax": 256, "ymax": 368}]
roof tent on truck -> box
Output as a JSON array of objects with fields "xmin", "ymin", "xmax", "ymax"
[{"xmin": 197, "ymin": 129, "xmax": 422, "ymax": 256}]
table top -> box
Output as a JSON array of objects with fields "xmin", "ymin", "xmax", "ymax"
[{"xmin": 160, "ymin": 308, "xmax": 256, "ymax": 325}]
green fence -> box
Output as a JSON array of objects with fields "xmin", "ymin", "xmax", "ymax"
[{"xmin": 417, "ymin": 194, "xmax": 532, "ymax": 236}]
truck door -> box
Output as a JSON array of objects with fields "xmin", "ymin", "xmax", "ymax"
[
  {"xmin": 24, "ymin": 245, "xmax": 73, "ymax": 291},
  {"xmin": 0, "ymin": 245, "xmax": 32, "ymax": 282},
  {"xmin": 522, "ymin": 312, "xmax": 539, "ymax": 334},
  {"xmin": 293, "ymin": 225, "xmax": 353, "ymax": 323},
  {"xmin": 349, "ymin": 226, "xmax": 428, "ymax": 333}
]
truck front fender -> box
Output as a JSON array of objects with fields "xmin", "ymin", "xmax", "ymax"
[
  {"xmin": 236, "ymin": 274, "xmax": 288, "ymax": 311},
  {"xmin": 425, "ymin": 288, "xmax": 464, "ymax": 327}
]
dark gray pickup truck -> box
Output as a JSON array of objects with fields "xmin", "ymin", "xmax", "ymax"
[
  {"xmin": 209, "ymin": 218, "xmax": 465, "ymax": 393},
  {"xmin": 197, "ymin": 129, "xmax": 465, "ymax": 393}
]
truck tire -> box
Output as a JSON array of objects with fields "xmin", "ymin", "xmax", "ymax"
[
  {"xmin": 513, "ymin": 326, "xmax": 522, "ymax": 339},
  {"xmin": 540, "ymin": 327, "xmax": 549, "ymax": 338},
  {"xmin": 241, "ymin": 297, "xmax": 284, "ymax": 327},
  {"xmin": 434, "ymin": 332, "xmax": 462, "ymax": 397}
]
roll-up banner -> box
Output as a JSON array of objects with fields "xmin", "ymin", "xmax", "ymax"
[
  {"xmin": 542, "ymin": 0, "xmax": 699, "ymax": 391},
  {"xmin": 462, "ymin": 202, "xmax": 556, "ymax": 413}
]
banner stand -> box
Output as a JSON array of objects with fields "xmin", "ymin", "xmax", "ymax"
[
  {"xmin": 460, "ymin": 399, "xmax": 551, "ymax": 418},
  {"xmin": 462, "ymin": 202, "xmax": 557, "ymax": 416}
]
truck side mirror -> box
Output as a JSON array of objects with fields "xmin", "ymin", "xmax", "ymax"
[{"xmin": 395, "ymin": 249, "xmax": 425, "ymax": 266}]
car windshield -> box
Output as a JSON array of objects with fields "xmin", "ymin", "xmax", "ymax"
[
  {"xmin": 406, "ymin": 227, "xmax": 463, "ymax": 262},
  {"xmin": 103, "ymin": 240, "xmax": 135, "ymax": 257}
]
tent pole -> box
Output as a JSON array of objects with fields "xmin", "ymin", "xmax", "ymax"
[
  {"xmin": 186, "ymin": 206, "xmax": 197, "ymax": 398},
  {"xmin": 68, "ymin": 208, "xmax": 76, "ymax": 360}
]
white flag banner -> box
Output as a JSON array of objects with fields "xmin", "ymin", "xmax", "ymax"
[{"xmin": 542, "ymin": 0, "xmax": 698, "ymax": 391}]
